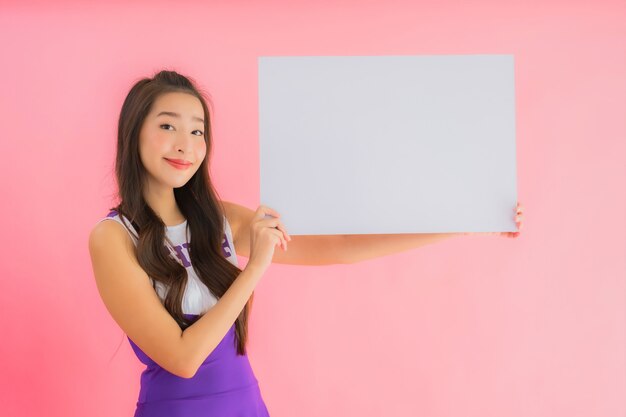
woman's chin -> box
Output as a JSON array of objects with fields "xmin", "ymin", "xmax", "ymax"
[{"xmin": 157, "ymin": 176, "xmax": 192, "ymax": 189}]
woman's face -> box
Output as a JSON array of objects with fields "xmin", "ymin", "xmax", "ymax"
[{"xmin": 138, "ymin": 92, "xmax": 207, "ymax": 192}]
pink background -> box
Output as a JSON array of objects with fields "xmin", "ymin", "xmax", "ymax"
[{"xmin": 1, "ymin": 1, "xmax": 624, "ymax": 416}]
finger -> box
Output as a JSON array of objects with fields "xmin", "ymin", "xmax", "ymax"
[
  {"xmin": 259, "ymin": 208, "xmax": 290, "ymax": 242},
  {"xmin": 261, "ymin": 204, "xmax": 281, "ymax": 217},
  {"xmin": 256, "ymin": 205, "xmax": 282, "ymax": 222},
  {"xmin": 261, "ymin": 216, "xmax": 285, "ymax": 230},
  {"xmin": 274, "ymin": 219, "xmax": 291, "ymax": 241},
  {"xmin": 269, "ymin": 228, "xmax": 287, "ymax": 250},
  {"xmin": 267, "ymin": 211, "xmax": 291, "ymax": 241}
]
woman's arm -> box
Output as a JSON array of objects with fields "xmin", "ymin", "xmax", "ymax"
[
  {"xmin": 89, "ymin": 220, "xmax": 264, "ymax": 379},
  {"xmin": 327, "ymin": 202, "xmax": 523, "ymax": 264},
  {"xmin": 224, "ymin": 201, "xmax": 523, "ymax": 266},
  {"xmin": 339, "ymin": 232, "xmax": 461, "ymax": 264}
]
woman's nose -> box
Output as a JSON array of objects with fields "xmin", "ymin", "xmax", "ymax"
[{"xmin": 175, "ymin": 133, "xmax": 194, "ymax": 152}]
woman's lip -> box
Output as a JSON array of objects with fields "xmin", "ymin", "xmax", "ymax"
[{"xmin": 164, "ymin": 158, "xmax": 192, "ymax": 169}]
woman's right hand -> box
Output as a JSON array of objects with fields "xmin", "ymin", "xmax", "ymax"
[{"xmin": 246, "ymin": 205, "xmax": 290, "ymax": 272}]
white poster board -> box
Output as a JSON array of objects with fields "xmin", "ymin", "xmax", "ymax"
[{"xmin": 258, "ymin": 54, "xmax": 517, "ymax": 235}]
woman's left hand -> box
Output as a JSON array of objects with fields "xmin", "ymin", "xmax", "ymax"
[{"xmin": 462, "ymin": 202, "xmax": 524, "ymax": 238}]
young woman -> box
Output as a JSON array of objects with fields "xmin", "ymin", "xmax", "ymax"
[{"xmin": 88, "ymin": 70, "xmax": 524, "ymax": 417}]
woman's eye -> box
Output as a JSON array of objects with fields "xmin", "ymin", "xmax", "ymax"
[{"xmin": 160, "ymin": 124, "xmax": 203, "ymax": 136}]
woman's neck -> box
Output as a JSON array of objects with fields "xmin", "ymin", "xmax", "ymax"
[{"xmin": 143, "ymin": 182, "xmax": 185, "ymax": 226}]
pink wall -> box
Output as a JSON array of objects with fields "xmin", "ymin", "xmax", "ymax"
[{"xmin": 1, "ymin": 1, "xmax": 624, "ymax": 416}]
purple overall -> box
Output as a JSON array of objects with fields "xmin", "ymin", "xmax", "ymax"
[{"xmin": 129, "ymin": 318, "xmax": 270, "ymax": 417}]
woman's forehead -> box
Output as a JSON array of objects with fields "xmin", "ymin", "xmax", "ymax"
[{"xmin": 152, "ymin": 92, "xmax": 204, "ymax": 121}]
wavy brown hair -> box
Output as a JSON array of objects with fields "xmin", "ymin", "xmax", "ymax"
[{"xmin": 110, "ymin": 69, "xmax": 252, "ymax": 355}]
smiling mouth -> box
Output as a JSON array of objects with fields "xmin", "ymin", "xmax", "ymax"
[{"xmin": 164, "ymin": 158, "xmax": 192, "ymax": 169}]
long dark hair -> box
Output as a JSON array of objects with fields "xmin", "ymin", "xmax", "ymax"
[{"xmin": 110, "ymin": 69, "xmax": 252, "ymax": 355}]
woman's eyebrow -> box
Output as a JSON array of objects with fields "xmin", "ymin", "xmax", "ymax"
[{"xmin": 156, "ymin": 111, "xmax": 204, "ymax": 124}]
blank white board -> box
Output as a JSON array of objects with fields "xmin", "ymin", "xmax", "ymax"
[{"xmin": 258, "ymin": 54, "xmax": 518, "ymax": 235}]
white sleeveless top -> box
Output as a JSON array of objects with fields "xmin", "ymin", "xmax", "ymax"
[{"xmin": 98, "ymin": 210, "xmax": 239, "ymax": 315}]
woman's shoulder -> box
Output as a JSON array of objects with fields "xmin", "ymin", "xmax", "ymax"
[
  {"xmin": 89, "ymin": 210, "xmax": 138, "ymax": 251},
  {"xmin": 219, "ymin": 200, "xmax": 244, "ymax": 246}
]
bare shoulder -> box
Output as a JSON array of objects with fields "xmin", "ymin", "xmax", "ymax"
[
  {"xmin": 88, "ymin": 219, "xmax": 143, "ymax": 291},
  {"xmin": 220, "ymin": 200, "xmax": 236, "ymax": 222},
  {"xmin": 219, "ymin": 200, "xmax": 256, "ymax": 257},
  {"xmin": 89, "ymin": 218, "xmax": 135, "ymax": 256},
  {"xmin": 219, "ymin": 200, "xmax": 235, "ymax": 233},
  {"xmin": 220, "ymin": 200, "xmax": 243, "ymax": 246}
]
